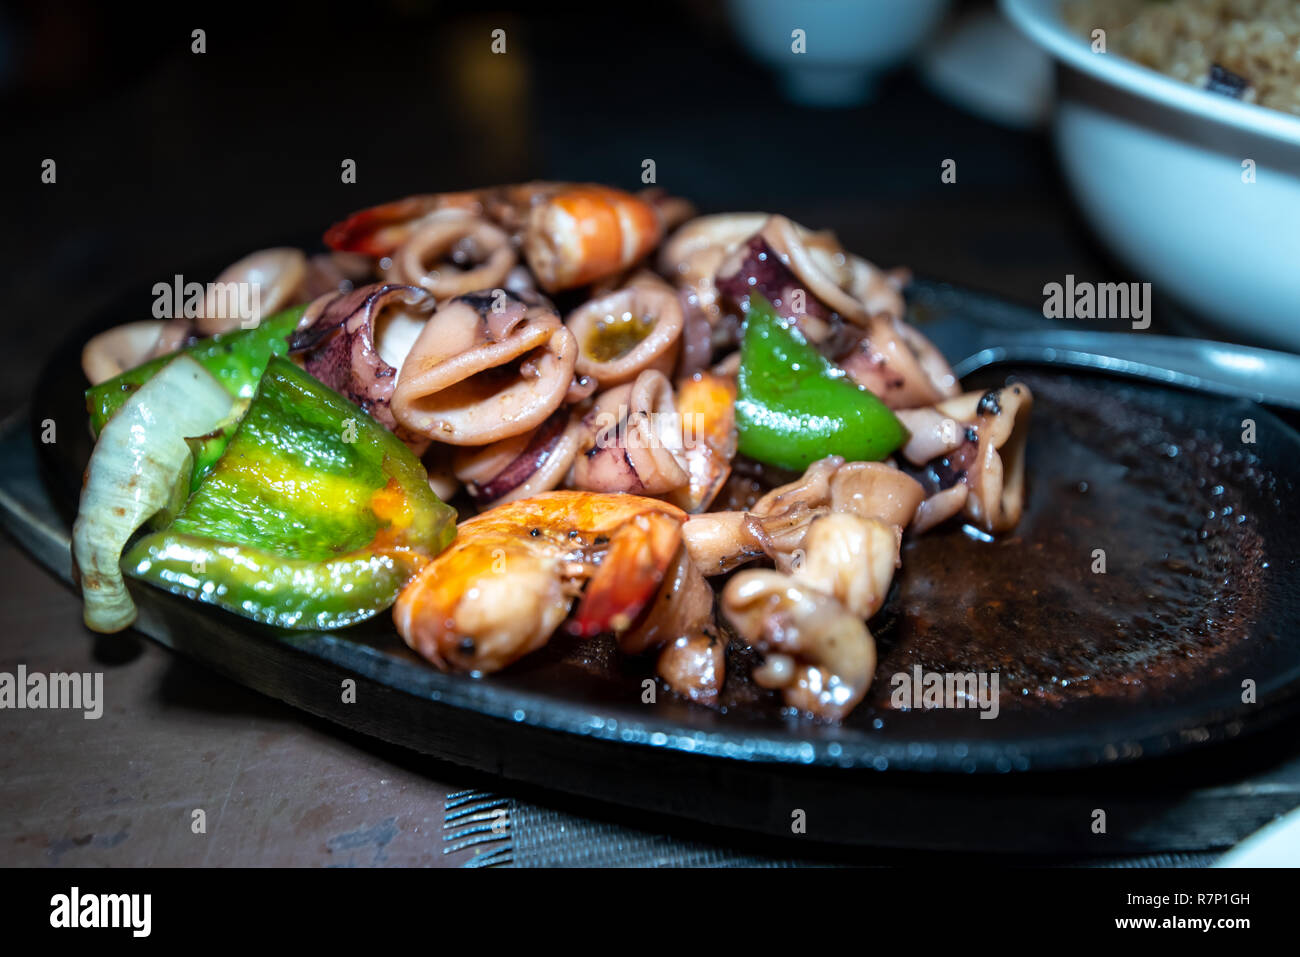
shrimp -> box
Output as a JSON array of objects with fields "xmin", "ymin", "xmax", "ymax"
[
  {"xmin": 393, "ymin": 491, "xmax": 686, "ymax": 673},
  {"xmin": 628, "ymin": 547, "xmax": 726, "ymax": 705},
  {"xmin": 523, "ymin": 185, "xmax": 663, "ymax": 292}
]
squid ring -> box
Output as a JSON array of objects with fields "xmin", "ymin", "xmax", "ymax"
[
  {"xmin": 82, "ymin": 320, "xmax": 191, "ymax": 385},
  {"xmin": 566, "ymin": 275, "xmax": 683, "ymax": 387},
  {"xmin": 198, "ymin": 247, "xmax": 308, "ymax": 336},
  {"xmin": 453, "ymin": 409, "xmax": 587, "ymax": 506},
  {"xmin": 570, "ymin": 369, "xmax": 689, "ymax": 495},
  {"xmin": 383, "ymin": 212, "xmax": 516, "ymax": 302},
  {"xmin": 391, "ymin": 292, "xmax": 577, "ymax": 445}
]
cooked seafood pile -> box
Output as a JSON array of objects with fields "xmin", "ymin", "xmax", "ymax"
[{"xmin": 75, "ymin": 182, "xmax": 1033, "ymax": 721}]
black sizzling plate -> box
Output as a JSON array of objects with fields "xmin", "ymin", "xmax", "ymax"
[{"xmin": 23, "ymin": 272, "xmax": 1300, "ymax": 853}]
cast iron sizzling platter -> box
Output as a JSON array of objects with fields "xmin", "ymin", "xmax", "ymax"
[{"xmin": 18, "ymin": 265, "xmax": 1300, "ymax": 851}]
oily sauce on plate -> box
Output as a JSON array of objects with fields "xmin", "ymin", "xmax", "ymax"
[
  {"xmin": 546, "ymin": 370, "xmax": 1271, "ymax": 720},
  {"xmin": 872, "ymin": 371, "xmax": 1267, "ymax": 710}
]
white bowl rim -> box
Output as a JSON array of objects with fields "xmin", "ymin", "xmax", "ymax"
[{"xmin": 1000, "ymin": 0, "xmax": 1300, "ymax": 147}]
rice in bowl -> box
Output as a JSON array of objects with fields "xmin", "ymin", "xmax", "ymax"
[{"xmin": 1064, "ymin": 0, "xmax": 1300, "ymax": 116}]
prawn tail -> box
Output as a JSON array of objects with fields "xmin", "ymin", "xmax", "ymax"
[{"xmin": 569, "ymin": 510, "xmax": 682, "ymax": 638}]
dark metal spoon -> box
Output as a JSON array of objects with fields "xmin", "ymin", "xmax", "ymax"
[{"xmin": 907, "ymin": 283, "xmax": 1300, "ymax": 410}]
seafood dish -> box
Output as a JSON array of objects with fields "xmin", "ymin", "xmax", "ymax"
[{"xmin": 73, "ymin": 182, "xmax": 1034, "ymax": 722}]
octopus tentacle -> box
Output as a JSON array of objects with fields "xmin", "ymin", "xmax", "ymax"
[{"xmin": 895, "ymin": 384, "xmax": 1034, "ymax": 534}]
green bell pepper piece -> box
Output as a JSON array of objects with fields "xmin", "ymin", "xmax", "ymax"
[
  {"xmin": 86, "ymin": 304, "xmax": 307, "ymax": 436},
  {"xmin": 122, "ymin": 357, "xmax": 457, "ymax": 630},
  {"xmin": 183, "ymin": 407, "xmax": 247, "ymax": 494},
  {"xmin": 736, "ymin": 294, "xmax": 908, "ymax": 471}
]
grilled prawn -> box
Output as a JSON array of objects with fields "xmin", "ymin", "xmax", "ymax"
[
  {"xmin": 523, "ymin": 185, "xmax": 663, "ymax": 292},
  {"xmin": 393, "ymin": 491, "xmax": 687, "ymax": 673}
]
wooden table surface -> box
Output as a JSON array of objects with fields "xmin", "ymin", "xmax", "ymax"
[
  {"xmin": 0, "ymin": 1, "xmax": 1244, "ymax": 866},
  {"xmin": 0, "ymin": 536, "xmax": 490, "ymax": 866}
]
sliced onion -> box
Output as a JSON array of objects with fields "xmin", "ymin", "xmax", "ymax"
[{"xmin": 72, "ymin": 355, "xmax": 234, "ymax": 633}]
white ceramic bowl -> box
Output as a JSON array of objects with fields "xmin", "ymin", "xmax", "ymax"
[
  {"xmin": 727, "ymin": 0, "xmax": 951, "ymax": 106},
  {"xmin": 1002, "ymin": 0, "xmax": 1300, "ymax": 351}
]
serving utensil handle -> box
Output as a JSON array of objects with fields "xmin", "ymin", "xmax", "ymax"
[{"xmin": 952, "ymin": 329, "xmax": 1300, "ymax": 410}]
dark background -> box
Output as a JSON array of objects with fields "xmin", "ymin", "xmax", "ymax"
[{"xmin": 0, "ymin": 0, "xmax": 1121, "ymax": 413}]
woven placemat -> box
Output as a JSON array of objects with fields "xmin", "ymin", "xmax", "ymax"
[{"xmin": 441, "ymin": 790, "xmax": 1224, "ymax": 868}]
